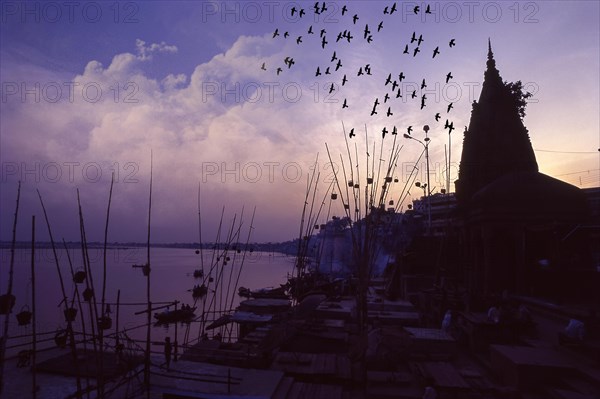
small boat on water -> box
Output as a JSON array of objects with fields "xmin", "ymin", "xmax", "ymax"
[
  {"xmin": 154, "ymin": 306, "xmax": 196, "ymax": 324},
  {"xmin": 238, "ymin": 285, "xmax": 289, "ymax": 299}
]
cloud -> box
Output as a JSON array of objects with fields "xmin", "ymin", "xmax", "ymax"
[{"xmin": 135, "ymin": 39, "xmax": 178, "ymax": 61}]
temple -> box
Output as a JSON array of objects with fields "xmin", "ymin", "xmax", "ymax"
[
  {"xmin": 455, "ymin": 39, "xmax": 538, "ymax": 205},
  {"xmin": 454, "ymin": 41, "xmax": 594, "ymax": 302}
]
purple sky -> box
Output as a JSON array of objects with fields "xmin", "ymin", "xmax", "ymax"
[{"xmin": 1, "ymin": 1, "xmax": 599, "ymax": 243}]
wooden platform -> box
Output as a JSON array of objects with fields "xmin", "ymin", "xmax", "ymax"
[
  {"xmin": 271, "ymin": 352, "xmax": 352, "ymax": 382},
  {"xmin": 35, "ymin": 349, "xmax": 142, "ymax": 379},
  {"xmin": 490, "ymin": 344, "xmax": 577, "ymax": 388}
]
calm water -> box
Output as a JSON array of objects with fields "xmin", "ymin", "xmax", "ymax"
[{"xmin": 0, "ymin": 247, "xmax": 294, "ymax": 356}]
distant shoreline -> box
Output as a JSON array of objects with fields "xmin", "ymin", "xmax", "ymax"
[{"xmin": 0, "ymin": 240, "xmax": 302, "ymax": 256}]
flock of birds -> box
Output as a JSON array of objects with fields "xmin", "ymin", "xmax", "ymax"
[{"xmin": 260, "ymin": 1, "xmax": 457, "ymax": 139}]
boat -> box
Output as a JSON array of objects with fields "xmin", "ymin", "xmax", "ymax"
[
  {"xmin": 153, "ymin": 306, "xmax": 196, "ymax": 324},
  {"xmin": 237, "ymin": 285, "xmax": 289, "ymax": 299}
]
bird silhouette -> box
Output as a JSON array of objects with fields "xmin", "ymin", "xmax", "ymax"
[
  {"xmin": 396, "ymin": 88, "xmax": 402, "ymax": 98},
  {"xmin": 284, "ymin": 57, "xmax": 295, "ymax": 68},
  {"xmin": 391, "ymin": 80, "xmax": 398, "ymax": 91},
  {"xmin": 296, "ymin": 36, "xmax": 303, "ymax": 45},
  {"xmin": 444, "ymin": 119, "xmax": 455, "ymax": 133},
  {"xmin": 382, "ymin": 126, "xmax": 388, "ymax": 138},
  {"xmin": 320, "ymin": 29, "xmax": 326, "ymax": 38},
  {"xmin": 413, "ymin": 5, "xmax": 420, "ymax": 14},
  {"xmin": 407, "ymin": 126, "xmax": 413, "ymax": 134},
  {"xmin": 446, "ymin": 72, "xmax": 453, "ymax": 83},
  {"xmin": 300, "ymin": 8, "xmax": 305, "ymax": 17},
  {"xmin": 342, "ymin": 5, "xmax": 348, "ymax": 15},
  {"xmin": 276, "ymin": 67, "xmax": 282, "ymax": 75},
  {"xmin": 321, "ymin": 36, "xmax": 328, "ymax": 49},
  {"xmin": 413, "ymin": 47, "xmax": 420, "ymax": 57},
  {"xmin": 308, "ymin": 25, "xmax": 314, "ymax": 34},
  {"xmin": 357, "ymin": 67, "xmax": 364, "ymax": 76},
  {"xmin": 371, "ymin": 98, "xmax": 379, "ymax": 116},
  {"xmin": 342, "ymin": 98, "xmax": 348, "ymax": 108},
  {"xmin": 385, "ymin": 73, "xmax": 392, "ymax": 86},
  {"xmin": 392, "ymin": 126, "xmax": 398, "ymax": 135},
  {"xmin": 411, "ymin": 90, "xmax": 417, "ymax": 99},
  {"xmin": 335, "ymin": 59, "xmax": 343, "ymax": 71},
  {"xmin": 261, "ymin": 62, "xmax": 266, "ymax": 71},
  {"xmin": 313, "ymin": 1, "xmax": 320, "ymax": 14},
  {"xmin": 447, "ymin": 102, "xmax": 453, "ymax": 113},
  {"xmin": 421, "ymin": 79, "xmax": 427, "ymax": 89},
  {"xmin": 398, "ymin": 72, "xmax": 405, "ymax": 81},
  {"xmin": 377, "ymin": 21, "xmax": 383, "ymax": 32},
  {"xmin": 403, "ymin": 44, "xmax": 409, "ymax": 54},
  {"xmin": 273, "ymin": 29, "xmax": 279, "ymax": 38},
  {"xmin": 367, "ymin": 35, "xmax": 373, "ymax": 43},
  {"xmin": 386, "ymin": 107, "xmax": 393, "ymax": 117},
  {"xmin": 435, "ymin": 112, "xmax": 441, "ymax": 122},
  {"xmin": 425, "ymin": 4, "xmax": 431, "ymax": 14},
  {"xmin": 291, "ymin": 6, "xmax": 297, "ymax": 16},
  {"xmin": 449, "ymin": 38, "xmax": 456, "ymax": 47},
  {"xmin": 383, "ymin": 5, "xmax": 389, "ymax": 14},
  {"xmin": 320, "ymin": 1, "xmax": 327, "ymax": 13},
  {"xmin": 420, "ymin": 94, "xmax": 427, "ymax": 109},
  {"xmin": 331, "ymin": 51, "xmax": 337, "ymax": 62},
  {"xmin": 433, "ymin": 46, "xmax": 440, "ymax": 58},
  {"xmin": 390, "ymin": 2, "xmax": 397, "ymax": 13},
  {"xmin": 417, "ymin": 34, "xmax": 424, "ymax": 46},
  {"xmin": 349, "ymin": 127, "xmax": 355, "ymax": 138},
  {"xmin": 411, "ymin": 32, "xmax": 417, "ymax": 43},
  {"xmin": 342, "ymin": 74, "xmax": 348, "ymax": 86},
  {"xmin": 353, "ymin": 14, "xmax": 359, "ymax": 24},
  {"xmin": 325, "ymin": 66, "xmax": 331, "ymax": 75},
  {"xmin": 336, "ymin": 32, "xmax": 343, "ymax": 42},
  {"xmin": 329, "ymin": 83, "xmax": 335, "ymax": 94},
  {"xmin": 315, "ymin": 67, "xmax": 321, "ymax": 76},
  {"xmin": 364, "ymin": 24, "xmax": 371, "ymax": 39},
  {"xmin": 384, "ymin": 93, "xmax": 390, "ymax": 103},
  {"xmin": 284, "ymin": 31, "xmax": 289, "ymax": 38},
  {"xmin": 365, "ymin": 64, "xmax": 372, "ymax": 74}
]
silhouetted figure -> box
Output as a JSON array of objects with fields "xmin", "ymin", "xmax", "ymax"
[
  {"xmin": 433, "ymin": 46, "xmax": 440, "ymax": 58},
  {"xmin": 446, "ymin": 72, "xmax": 453, "ymax": 83},
  {"xmin": 449, "ymin": 38, "xmax": 456, "ymax": 47},
  {"xmin": 164, "ymin": 337, "xmax": 173, "ymax": 370}
]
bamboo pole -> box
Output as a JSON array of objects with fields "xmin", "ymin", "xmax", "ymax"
[
  {"xmin": 31, "ymin": 215, "xmax": 37, "ymax": 398},
  {"xmin": 0, "ymin": 181, "xmax": 20, "ymax": 396}
]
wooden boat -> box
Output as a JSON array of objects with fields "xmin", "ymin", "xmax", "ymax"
[
  {"xmin": 238, "ymin": 286, "xmax": 289, "ymax": 299},
  {"xmin": 154, "ymin": 306, "xmax": 196, "ymax": 324}
]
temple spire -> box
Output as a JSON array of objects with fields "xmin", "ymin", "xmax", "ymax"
[{"xmin": 487, "ymin": 38, "xmax": 496, "ymax": 69}]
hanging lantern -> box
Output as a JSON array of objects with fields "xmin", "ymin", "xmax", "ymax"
[
  {"xmin": 389, "ymin": 200, "xmax": 394, "ymax": 206},
  {"xmin": 385, "ymin": 176, "xmax": 393, "ymax": 183},
  {"xmin": 0, "ymin": 294, "xmax": 16, "ymax": 315},
  {"xmin": 16, "ymin": 306, "xmax": 32, "ymax": 326},
  {"xmin": 331, "ymin": 193, "xmax": 338, "ymax": 200},
  {"xmin": 64, "ymin": 307, "xmax": 78, "ymax": 322},
  {"xmin": 314, "ymin": 224, "xmax": 319, "ymax": 230},
  {"xmin": 348, "ymin": 180, "xmax": 353, "ymax": 187},
  {"xmin": 73, "ymin": 269, "xmax": 86, "ymax": 284},
  {"xmin": 367, "ymin": 177, "xmax": 373, "ymax": 184},
  {"xmin": 142, "ymin": 264, "xmax": 150, "ymax": 276},
  {"xmin": 97, "ymin": 316, "xmax": 112, "ymax": 330},
  {"xmin": 394, "ymin": 178, "xmax": 399, "ymax": 183},
  {"xmin": 344, "ymin": 204, "xmax": 350, "ymax": 210},
  {"xmin": 83, "ymin": 288, "xmax": 94, "ymax": 302},
  {"xmin": 54, "ymin": 330, "xmax": 67, "ymax": 348}
]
